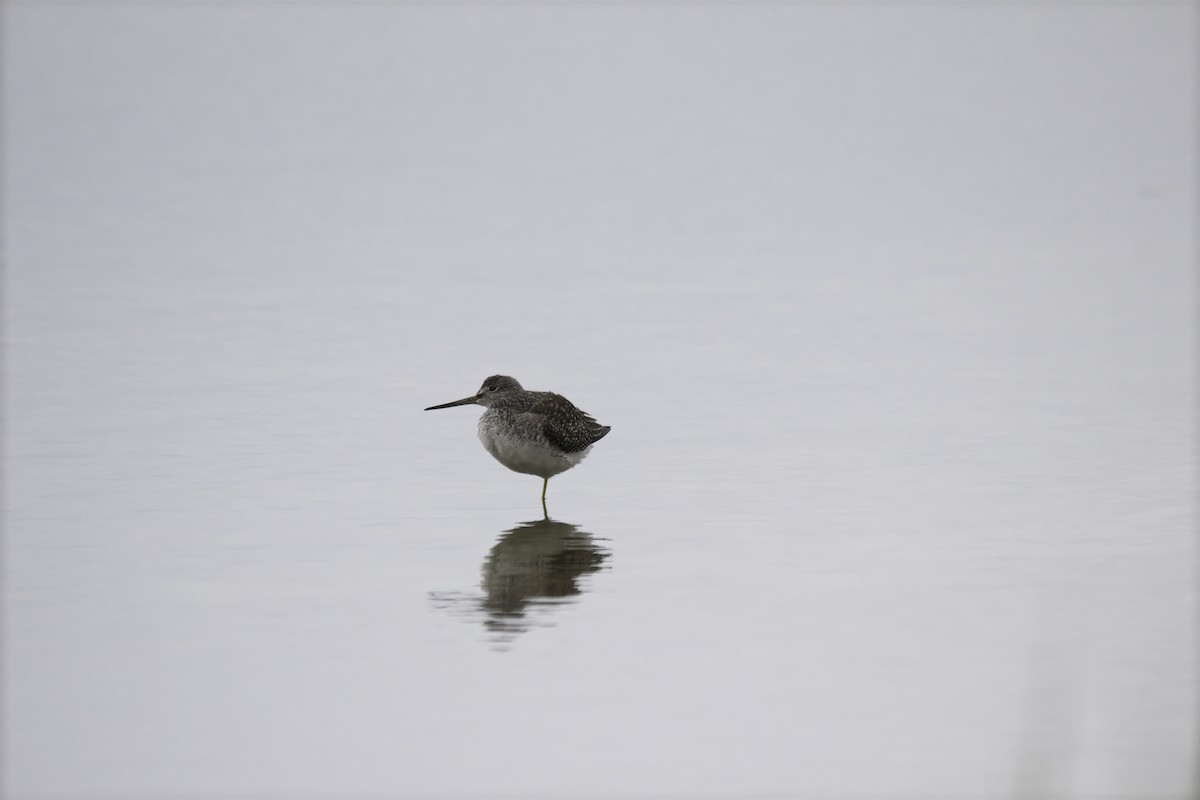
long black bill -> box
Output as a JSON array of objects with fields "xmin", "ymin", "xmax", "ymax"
[{"xmin": 424, "ymin": 395, "xmax": 479, "ymax": 411}]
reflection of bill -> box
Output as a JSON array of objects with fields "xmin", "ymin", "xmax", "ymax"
[{"xmin": 429, "ymin": 518, "xmax": 610, "ymax": 647}]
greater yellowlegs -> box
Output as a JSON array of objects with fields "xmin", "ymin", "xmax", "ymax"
[{"xmin": 425, "ymin": 375, "xmax": 610, "ymax": 506}]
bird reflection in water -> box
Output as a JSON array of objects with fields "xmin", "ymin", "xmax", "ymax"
[{"xmin": 430, "ymin": 518, "xmax": 609, "ymax": 647}]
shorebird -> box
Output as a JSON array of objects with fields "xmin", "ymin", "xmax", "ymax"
[{"xmin": 425, "ymin": 375, "xmax": 610, "ymax": 507}]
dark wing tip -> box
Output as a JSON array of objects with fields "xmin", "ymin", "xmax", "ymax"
[{"xmin": 543, "ymin": 419, "xmax": 611, "ymax": 453}]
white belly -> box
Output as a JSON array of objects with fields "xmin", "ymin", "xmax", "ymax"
[{"xmin": 478, "ymin": 426, "xmax": 590, "ymax": 479}]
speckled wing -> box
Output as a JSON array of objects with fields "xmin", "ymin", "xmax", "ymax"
[{"xmin": 526, "ymin": 393, "xmax": 611, "ymax": 454}]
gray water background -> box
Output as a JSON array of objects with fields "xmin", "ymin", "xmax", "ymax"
[{"xmin": 3, "ymin": 4, "xmax": 1195, "ymax": 798}]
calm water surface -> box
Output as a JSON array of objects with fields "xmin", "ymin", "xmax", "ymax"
[{"xmin": 4, "ymin": 4, "xmax": 1194, "ymax": 798}]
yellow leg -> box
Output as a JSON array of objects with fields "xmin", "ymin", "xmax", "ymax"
[{"xmin": 541, "ymin": 478, "xmax": 549, "ymax": 518}]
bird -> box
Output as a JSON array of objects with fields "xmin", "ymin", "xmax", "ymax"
[{"xmin": 425, "ymin": 375, "xmax": 610, "ymax": 509}]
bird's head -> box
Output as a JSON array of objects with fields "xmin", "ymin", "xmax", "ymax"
[{"xmin": 425, "ymin": 375, "xmax": 524, "ymax": 411}]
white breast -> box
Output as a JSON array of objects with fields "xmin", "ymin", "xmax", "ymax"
[{"xmin": 478, "ymin": 423, "xmax": 590, "ymax": 479}]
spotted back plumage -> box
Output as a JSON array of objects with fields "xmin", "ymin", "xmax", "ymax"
[{"xmin": 526, "ymin": 393, "xmax": 611, "ymax": 454}]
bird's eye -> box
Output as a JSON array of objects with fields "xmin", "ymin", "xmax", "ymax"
[{"xmin": 487, "ymin": 385, "xmax": 497, "ymax": 392}]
